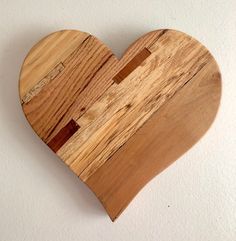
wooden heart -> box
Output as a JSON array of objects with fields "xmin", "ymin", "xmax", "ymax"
[{"xmin": 19, "ymin": 29, "xmax": 221, "ymax": 221}]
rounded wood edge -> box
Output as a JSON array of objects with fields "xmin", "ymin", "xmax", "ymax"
[
  {"xmin": 18, "ymin": 29, "xmax": 90, "ymax": 100},
  {"xmin": 87, "ymin": 68, "xmax": 221, "ymax": 221},
  {"xmin": 85, "ymin": 29, "xmax": 222, "ymax": 221},
  {"xmin": 18, "ymin": 28, "xmax": 222, "ymax": 222}
]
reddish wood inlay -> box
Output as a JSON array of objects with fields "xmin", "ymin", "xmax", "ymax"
[
  {"xmin": 48, "ymin": 120, "xmax": 80, "ymax": 152},
  {"xmin": 113, "ymin": 48, "xmax": 151, "ymax": 83}
]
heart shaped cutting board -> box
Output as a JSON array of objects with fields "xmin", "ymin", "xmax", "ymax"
[{"xmin": 19, "ymin": 29, "xmax": 221, "ymax": 221}]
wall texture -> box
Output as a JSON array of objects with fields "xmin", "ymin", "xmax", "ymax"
[{"xmin": 0, "ymin": 0, "xmax": 235, "ymax": 240}]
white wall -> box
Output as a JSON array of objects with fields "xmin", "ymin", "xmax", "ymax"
[{"xmin": 0, "ymin": 1, "xmax": 235, "ymax": 240}]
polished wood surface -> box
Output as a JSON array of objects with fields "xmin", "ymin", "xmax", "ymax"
[{"xmin": 19, "ymin": 29, "xmax": 221, "ymax": 221}]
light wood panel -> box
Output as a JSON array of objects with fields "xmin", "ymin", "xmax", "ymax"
[{"xmin": 19, "ymin": 29, "xmax": 221, "ymax": 221}]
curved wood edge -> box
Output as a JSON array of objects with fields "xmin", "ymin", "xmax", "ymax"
[
  {"xmin": 85, "ymin": 53, "xmax": 221, "ymax": 221},
  {"xmin": 19, "ymin": 30, "xmax": 119, "ymax": 144},
  {"xmin": 19, "ymin": 29, "xmax": 90, "ymax": 99},
  {"xmin": 18, "ymin": 29, "xmax": 222, "ymax": 221}
]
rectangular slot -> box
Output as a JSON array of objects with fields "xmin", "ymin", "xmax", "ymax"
[
  {"xmin": 113, "ymin": 48, "xmax": 151, "ymax": 84},
  {"xmin": 48, "ymin": 119, "xmax": 80, "ymax": 152}
]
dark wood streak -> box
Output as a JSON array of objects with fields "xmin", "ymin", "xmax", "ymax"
[
  {"xmin": 113, "ymin": 48, "xmax": 151, "ymax": 83},
  {"xmin": 48, "ymin": 119, "xmax": 80, "ymax": 152}
]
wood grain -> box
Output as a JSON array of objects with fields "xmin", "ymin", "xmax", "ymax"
[
  {"xmin": 113, "ymin": 48, "xmax": 151, "ymax": 83},
  {"xmin": 19, "ymin": 29, "xmax": 221, "ymax": 221},
  {"xmin": 48, "ymin": 119, "xmax": 80, "ymax": 152},
  {"xmin": 86, "ymin": 57, "xmax": 221, "ymax": 220},
  {"xmin": 20, "ymin": 30, "xmax": 89, "ymax": 98}
]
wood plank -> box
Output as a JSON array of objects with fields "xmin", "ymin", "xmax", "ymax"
[{"xmin": 19, "ymin": 29, "xmax": 221, "ymax": 221}]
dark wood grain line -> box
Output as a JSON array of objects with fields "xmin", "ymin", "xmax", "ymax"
[{"xmin": 146, "ymin": 29, "xmax": 169, "ymax": 49}]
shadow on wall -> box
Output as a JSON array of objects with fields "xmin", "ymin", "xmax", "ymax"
[{"xmin": 0, "ymin": 24, "xmax": 151, "ymax": 220}]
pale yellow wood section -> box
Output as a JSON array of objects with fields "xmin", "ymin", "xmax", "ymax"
[{"xmin": 20, "ymin": 30, "xmax": 89, "ymax": 98}]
